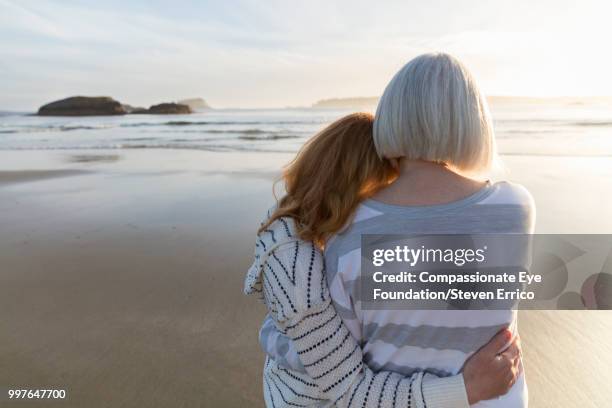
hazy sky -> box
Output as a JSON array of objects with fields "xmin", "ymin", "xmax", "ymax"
[{"xmin": 1, "ymin": 0, "xmax": 611, "ymax": 110}]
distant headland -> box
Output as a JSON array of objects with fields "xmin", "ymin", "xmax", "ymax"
[
  {"xmin": 311, "ymin": 97, "xmax": 378, "ymax": 110},
  {"xmin": 37, "ymin": 96, "xmax": 211, "ymax": 116},
  {"xmin": 178, "ymin": 98, "xmax": 211, "ymax": 110},
  {"xmin": 310, "ymin": 95, "xmax": 612, "ymax": 110}
]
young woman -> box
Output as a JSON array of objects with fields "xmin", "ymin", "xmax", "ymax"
[{"xmin": 245, "ymin": 111, "xmax": 523, "ymax": 407}]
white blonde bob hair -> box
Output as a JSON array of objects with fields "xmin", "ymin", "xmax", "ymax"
[{"xmin": 373, "ymin": 52, "xmax": 496, "ymax": 174}]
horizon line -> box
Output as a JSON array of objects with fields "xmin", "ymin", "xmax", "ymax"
[{"xmin": 2, "ymin": 94, "xmax": 612, "ymax": 113}]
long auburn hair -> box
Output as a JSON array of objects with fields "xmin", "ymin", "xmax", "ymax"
[{"xmin": 260, "ymin": 112, "xmax": 397, "ymax": 246}]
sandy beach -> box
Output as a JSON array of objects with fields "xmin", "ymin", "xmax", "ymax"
[{"xmin": 1, "ymin": 149, "xmax": 611, "ymax": 407}]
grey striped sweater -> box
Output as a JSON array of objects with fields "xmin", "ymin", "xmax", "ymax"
[{"xmin": 245, "ymin": 212, "xmax": 469, "ymax": 408}]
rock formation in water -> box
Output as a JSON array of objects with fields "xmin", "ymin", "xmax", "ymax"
[
  {"xmin": 132, "ymin": 103, "xmax": 192, "ymax": 114},
  {"xmin": 38, "ymin": 96, "xmax": 126, "ymax": 116},
  {"xmin": 37, "ymin": 97, "xmax": 195, "ymax": 116}
]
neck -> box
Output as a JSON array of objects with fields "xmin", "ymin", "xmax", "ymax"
[
  {"xmin": 372, "ymin": 159, "xmax": 487, "ymax": 206},
  {"xmin": 397, "ymin": 159, "xmax": 452, "ymax": 177}
]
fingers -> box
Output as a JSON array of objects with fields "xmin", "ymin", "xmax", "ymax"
[
  {"xmin": 501, "ymin": 334, "xmax": 523, "ymax": 370},
  {"xmin": 514, "ymin": 335, "xmax": 523, "ymax": 359},
  {"xmin": 510, "ymin": 356, "xmax": 522, "ymax": 385},
  {"xmin": 494, "ymin": 355, "xmax": 520, "ymax": 394},
  {"xmin": 463, "ymin": 333, "xmax": 523, "ymax": 403},
  {"xmin": 509, "ymin": 334, "xmax": 521, "ymax": 355},
  {"xmin": 501, "ymin": 341, "xmax": 520, "ymax": 363},
  {"xmin": 500, "ymin": 343, "xmax": 523, "ymax": 391},
  {"xmin": 482, "ymin": 328, "xmax": 512, "ymax": 356}
]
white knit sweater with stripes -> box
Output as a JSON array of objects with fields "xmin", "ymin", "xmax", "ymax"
[{"xmin": 245, "ymin": 213, "xmax": 469, "ymax": 408}]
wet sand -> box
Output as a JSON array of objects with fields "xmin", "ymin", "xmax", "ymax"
[
  {"xmin": 0, "ymin": 169, "xmax": 91, "ymax": 186},
  {"xmin": 0, "ymin": 149, "xmax": 611, "ymax": 407}
]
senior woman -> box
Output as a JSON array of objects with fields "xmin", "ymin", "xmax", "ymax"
[
  {"xmin": 250, "ymin": 53, "xmax": 532, "ymax": 407},
  {"xmin": 329, "ymin": 53, "xmax": 533, "ymax": 407}
]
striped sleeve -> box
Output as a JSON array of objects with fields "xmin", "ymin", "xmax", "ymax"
[{"xmin": 262, "ymin": 239, "xmax": 469, "ymax": 408}]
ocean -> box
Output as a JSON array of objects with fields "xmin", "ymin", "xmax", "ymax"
[{"xmin": 1, "ymin": 98, "xmax": 612, "ymax": 156}]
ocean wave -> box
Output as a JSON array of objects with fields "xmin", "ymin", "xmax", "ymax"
[
  {"xmin": 571, "ymin": 121, "xmax": 612, "ymax": 127},
  {"xmin": 0, "ymin": 143, "xmax": 295, "ymax": 154},
  {"xmin": 204, "ymin": 128, "xmax": 267, "ymax": 134},
  {"xmin": 156, "ymin": 128, "xmax": 310, "ymax": 136},
  {"xmin": 120, "ymin": 120, "xmax": 322, "ymax": 127},
  {"xmin": 0, "ymin": 124, "xmax": 312, "ymax": 137},
  {"xmin": 496, "ymin": 129, "xmax": 558, "ymax": 134},
  {"xmin": 494, "ymin": 119, "xmax": 569, "ymax": 124},
  {"xmin": 0, "ymin": 120, "xmax": 321, "ymax": 134},
  {"xmin": 1, "ymin": 144, "xmax": 610, "ymax": 157},
  {"xmin": 0, "ymin": 111, "xmax": 29, "ymax": 117},
  {"xmin": 155, "ymin": 128, "xmax": 305, "ymax": 139},
  {"xmin": 238, "ymin": 134, "xmax": 300, "ymax": 140},
  {"xmin": 120, "ymin": 137, "xmax": 159, "ymax": 141},
  {"xmin": 494, "ymin": 119, "xmax": 612, "ymax": 128},
  {"xmin": 0, "ymin": 124, "xmax": 114, "ymax": 133},
  {"xmin": 60, "ymin": 125, "xmax": 113, "ymax": 131}
]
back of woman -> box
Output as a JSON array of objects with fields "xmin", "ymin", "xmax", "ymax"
[
  {"xmin": 324, "ymin": 181, "xmax": 534, "ymax": 408},
  {"xmin": 323, "ymin": 53, "xmax": 534, "ymax": 407}
]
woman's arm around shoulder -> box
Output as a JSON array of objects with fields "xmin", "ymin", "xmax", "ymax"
[{"xmin": 256, "ymin": 232, "xmax": 469, "ymax": 408}]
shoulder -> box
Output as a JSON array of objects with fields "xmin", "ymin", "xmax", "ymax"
[
  {"xmin": 245, "ymin": 209, "xmax": 299, "ymax": 294},
  {"xmin": 257, "ymin": 205, "xmax": 300, "ymax": 247},
  {"xmin": 480, "ymin": 181, "xmax": 534, "ymax": 208},
  {"xmin": 478, "ymin": 181, "xmax": 536, "ymax": 232},
  {"xmin": 258, "ymin": 214, "xmax": 323, "ymax": 279},
  {"xmin": 258, "ymin": 217, "xmax": 328, "ymax": 321}
]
